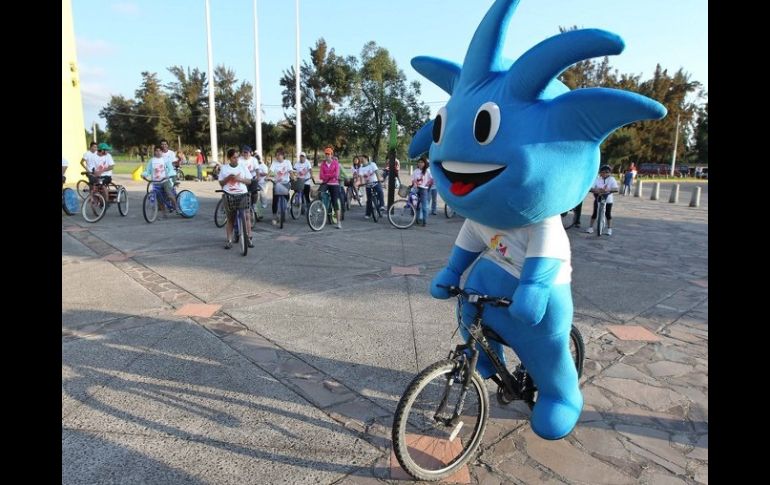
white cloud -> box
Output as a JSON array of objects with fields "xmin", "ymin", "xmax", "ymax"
[
  {"xmin": 76, "ymin": 37, "xmax": 115, "ymax": 57},
  {"xmin": 111, "ymin": 2, "xmax": 139, "ymax": 15}
]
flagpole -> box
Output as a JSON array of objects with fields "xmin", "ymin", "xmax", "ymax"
[
  {"xmin": 205, "ymin": 0, "xmax": 219, "ymax": 163},
  {"xmin": 253, "ymin": 0, "xmax": 263, "ymax": 157},
  {"xmin": 294, "ymin": 0, "xmax": 302, "ymax": 159}
]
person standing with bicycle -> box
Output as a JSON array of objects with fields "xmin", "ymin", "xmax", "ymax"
[
  {"xmin": 141, "ymin": 146, "xmax": 179, "ymax": 214},
  {"xmin": 319, "ymin": 146, "xmax": 342, "ymax": 229},
  {"xmin": 268, "ymin": 148, "xmax": 294, "ymax": 226},
  {"xmin": 359, "ymin": 154, "xmax": 384, "ymax": 219},
  {"xmin": 159, "ymin": 140, "xmax": 179, "ymax": 186},
  {"xmin": 411, "ymin": 155, "xmax": 433, "ymax": 227},
  {"xmin": 294, "ymin": 151, "xmax": 314, "ymax": 213},
  {"xmin": 585, "ymin": 164, "xmax": 619, "ymax": 235},
  {"xmin": 219, "ymin": 148, "xmax": 254, "ymax": 249}
]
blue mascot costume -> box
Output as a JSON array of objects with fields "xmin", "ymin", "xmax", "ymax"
[{"xmin": 409, "ymin": 0, "xmax": 667, "ymax": 440}]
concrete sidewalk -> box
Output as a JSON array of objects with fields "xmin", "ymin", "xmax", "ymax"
[{"xmin": 63, "ymin": 175, "xmax": 707, "ymax": 484}]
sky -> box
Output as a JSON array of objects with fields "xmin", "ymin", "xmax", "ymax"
[{"xmin": 72, "ymin": 0, "xmax": 708, "ymax": 130}]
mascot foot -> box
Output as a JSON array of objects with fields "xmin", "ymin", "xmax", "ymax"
[{"xmin": 530, "ymin": 395, "xmax": 582, "ymax": 440}]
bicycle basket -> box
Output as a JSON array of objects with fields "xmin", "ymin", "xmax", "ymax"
[
  {"xmin": 291, "ymin": 179, "xmax": 305, "ymax": 193},
  {"xmin": 274, "ymin": 182, "xmax": 290, "ymax": 196},
  {"xmin": 397, "ymin": 185, "xmax": 410, "ymax": 198}
]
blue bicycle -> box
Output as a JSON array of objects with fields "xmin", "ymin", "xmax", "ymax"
[
  {"xmin": 216, "ymin": 189, "xmax": 250, "ymax": 256},
  {"xmin": 142, "ymin": 177, "xmax": 199, "ymax": 223}
]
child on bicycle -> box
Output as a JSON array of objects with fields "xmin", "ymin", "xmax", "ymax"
[
  {"xmin": 141, "ymin": 146, "xmax": 180, "ymax": 214},
  {"xmin": 87, "ymin": 142, "xmax": 116, "ymax": 205},
  {"xmin": 359, "ymin": 155, "xmax": 384, "ymax": 219},
  {"xmin": 585, "ymin": 164, "xmax": 619, "ymax": 235},
  {"xmin": 219, "ymin": 148, "xmax": 254, "ymax": 249}
]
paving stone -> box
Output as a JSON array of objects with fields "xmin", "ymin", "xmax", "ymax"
[
  {"xmin": 607, "ymin": 325, "xmax": 662, "ymax": 341},
  {"xmin": 686, "ymin": 434, "xmax": 708, "ymax": 461},
  {"xmin": 638, "ymin": 469, "xmax": 688, "ymax": 485},
  {"xmin": 389, "ymin": 434, "xmax": 470, "ymax": 483},
  {"xmin": 616, "ymin": 425, "xmax": 687, "ymax": 474},
  {"xmin": 174, "ymin": 304, "xmax": 222, "ymax": 318},
  {"xmin": 603, "ymin": 363, "xmax": 658, "ymax": 383},
  {"xmin": 645, "ymin": 361, "xmax": 694, "ymax": 378},
  {"xmin": 522, "ymin": 427, "xmax": 635, "ymax": 484},
  {"xmin": 594, "ymin": 378, "xmax": 688, "ymax": 411}
]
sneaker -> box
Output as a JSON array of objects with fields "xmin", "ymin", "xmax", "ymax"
[
  {"xmin": 247, "ymin": 237, "xmax": 255, "ymax": 248},
  {"xmin": 585, "ymin": 227, "xmax": 594, "ymax": 234},
  {"xmin": 574, "ymin": 223, "xmax": 581, "ymax": 228},
  {"xmin": 224, "ymin": 241, "xmax": 232, "ymax": 249},
  {"xmin": 272, "ymin": 219, "xmax": 278, "ymax": 226},
  {"xmin": 364, "ymin": 215, "xmax": 371, "ymax": 219},
  {"xmin": 336, "ymin": 221, "xmax": 342, "ymax": 229},
  {"xmin": 606, "ymin": 228, "xmax": 613, "ymax": 236}
]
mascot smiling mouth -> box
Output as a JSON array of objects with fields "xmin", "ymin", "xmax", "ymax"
[{"xmin": 440, "ymin": 161, "xmax": 505, "ymax": 196}]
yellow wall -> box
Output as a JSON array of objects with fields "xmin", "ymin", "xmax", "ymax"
[{"xmin": 62, "ymin": 0, "xmax": 86, "ymax": 184}]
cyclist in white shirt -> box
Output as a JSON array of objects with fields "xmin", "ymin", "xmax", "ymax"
[
  {"xmin": 219, "ymin": 148, "xmax": 254, "ymax": 249},
  {"xmin": 80, "ymin": 141, "xmax": 98, "ymax": 171},
  {"xmin": 293, "ymin": 151, "xmax": 315, "ymax": 210},
  {"xmin": 86, "ymin": 142, "xmax": 115, "ymax": 206},
  {"xmin": 254, "ymin": 153, "xmax": 269, "ymax": 208},
  {"xmin": 159, "ymin": 139, "xmax": 179, "ymax": 185},
  {"xmin": 141, "ymin": 146, "xmax": 179, "ymax": 214},
  {"xmin": 358, "ymin": 155, "xmax": 384, "ymax": 219},
  {"xmin": 239, "ymin": 145, "xmax": 260, "ymax": 208},
  {"xmin": 268, "ymin": 148, "xmax": 295, "ymax": 225},
  {"xmin": 585, "ymin": 164, "xmax": 619, "ymax": 235}
]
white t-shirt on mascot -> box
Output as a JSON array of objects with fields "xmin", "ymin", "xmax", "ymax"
[
  {"xmin": 218, "ymin": 164, "xmax": 251, "ymax": 195},
  {"xmin": 455, "ymin": 216, "xmax": 572, "ymax": 284}
]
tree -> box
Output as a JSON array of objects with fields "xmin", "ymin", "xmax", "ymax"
[
  {"xmin": 345, "ymin": 41, "xmax": 429, "ymax": 162},
  {"xmin": 99, "ymin": 95, "xmax": 138, "ymax": 151},
  {"xmin": 280, "ymin": 38, "xmax": 355, "ymax": 163},
  {"xmin": 133, "ymin": 71, "xmax": 174, "ymax": 144},
  {"xmin": 214, "ymin": 65, "xmax": 254, "ymax": 150},
  {"xmin": 167, "ymin": 66, "xmax": 209, "ymax": 149},
  {"xmin": 692, "ymin": 102, "xmax": 708, "ymax": 165}
]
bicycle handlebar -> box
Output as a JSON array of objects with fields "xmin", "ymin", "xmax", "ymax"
[{"xmin": 437, "ymin": 285, "xmax": 511, "ymax": 307}]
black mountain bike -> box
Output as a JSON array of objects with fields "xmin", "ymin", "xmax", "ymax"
[{"xmin": 392, "ymin": 285, "xmax": 584, "ymax": 481}]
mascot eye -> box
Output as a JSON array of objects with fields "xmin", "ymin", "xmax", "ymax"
[
  {"xmin": 432, "ymin": 106, "xmax": 447, "ymax": 144},
  {"xmin": 473, "ymin": 102, "xmax": 501, "ymax": 145}
]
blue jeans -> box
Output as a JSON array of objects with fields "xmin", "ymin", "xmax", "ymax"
[
  {"xmin": 196, "ymin": 164, "xmax": 203, "ymax": 181},
  {"xmin": 417, "ymin": 187, "xmax": 430, "ymax": 223}
]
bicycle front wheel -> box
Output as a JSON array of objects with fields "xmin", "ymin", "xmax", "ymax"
[
  {"xmin": 596, "ymin": 203, "xmax": 605, "ymax": 236},
  {"xmin": 388, "ymin": 200, "xmax": 416, "ymax": 229},
  {"xmin": 62, "ymin": 188, "xmax": 79, "ymax": 215},
  {"xmin": 392, "ymin": 360, "xmax": 488, "ymax": 482},
  {"xmin": 176, "ymin": 189, "xmax": 199, "ymax": 218},
  {"xmin": 307, "ymin": 199, "xmax": 326, "ymax": 231},
  {"xmin": 142, "ymin": 192, "xmax": 158, "ymax": 223},
  {"xmin": 290, "ymin": 192, "xmax": 302, "ymax": 220},
  {"xmin": 117, "ymin": 187, "xmax": 129, "ymax": 216},
  {"xmin": 239, "ymin": 211, "xmax": 248, "ymax": 256},
  {"xmin": 81, "ymin": 193, "xmax": 107, "ymax": 223},
  {"xmin": 76, "ymin": 179, "xmax": 90, "ymax": 199}
]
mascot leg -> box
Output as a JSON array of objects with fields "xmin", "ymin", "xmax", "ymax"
[{"xmin": 463, "ymin": 259, "xmax": 582, "ymax": 440}]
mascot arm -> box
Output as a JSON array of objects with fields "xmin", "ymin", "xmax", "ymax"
[
  {"xmin": 430, "ymin": 245, "xmax": 481, "ymax": 299},
  {"xmin": 509, "ymin": 257, "xmax": 562, "ymax": 326}
]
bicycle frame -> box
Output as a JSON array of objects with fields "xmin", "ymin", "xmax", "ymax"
[{"xmin": 150, "ymin": 181, "xmax": 176, "ymax": 211}]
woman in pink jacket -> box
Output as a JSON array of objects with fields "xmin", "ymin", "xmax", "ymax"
[{"xmin": 319, "ymin": 146, "xmax": 342, "ymax": 229}]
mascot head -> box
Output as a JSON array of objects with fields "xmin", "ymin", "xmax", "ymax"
[{"xmin": 408, "ymin": 0, "xmax": 667, "ymax": 229}]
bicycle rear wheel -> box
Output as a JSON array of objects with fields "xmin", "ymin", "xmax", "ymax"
[
  {"xmin": 214, "ymin": 198, "xmax": 227, "ymax": 227},
  {"xmin": 142, "ymin": 192, "xmax": 158, "ymax": 223},
  {"xmin": 289, "ymin": 192, "xmax": 302, "ymax": 220},
  {"xmin": 81, "ymin": 193, "xmax": 107, "ymax": 223},
  {"xmin": 307, "ymin": 199, "xmax": 326, "ymax": 231},
  {"xmin": 596, "ymin": 203, "xmax": 605, "ymax": 236},
  {"xmin": 388, "ymin": 200, "xmax": 416, "ymax": 229},
  {"xmin": 392, "ymin": 359, "xmax": 488, "ymax": 482},
  {"xmin": 239, "ymin": 211, "xmax": 248, "ymax": 256},
  {"xmin": 370, "ymin": 193, "xmax": 380, "ymax": 222},
  {"xmin": 62, "ymin": 188, "xmax": 79, "ymax": 215}
]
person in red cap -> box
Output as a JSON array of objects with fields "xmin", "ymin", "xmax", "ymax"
[{"xmin": 319, "ymin": 146, "xmax": 342, "ymax": 228}]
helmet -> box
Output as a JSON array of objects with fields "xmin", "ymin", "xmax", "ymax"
[
  {"xmin": 600, "ymin": 164, "xmax": 611, "ymax": 172},
  {"xmin": 241, "ymin": 145, "xmax": 252, "ymax": 153},
  {"xmin": 97, "ymin": 142, "xmax": 112, "ymax": 151}
]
